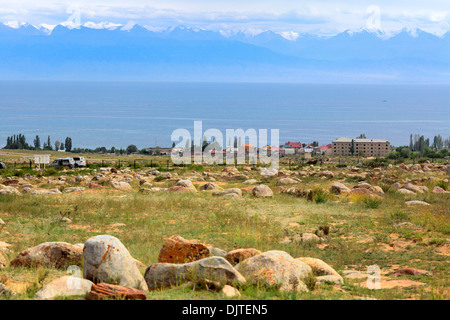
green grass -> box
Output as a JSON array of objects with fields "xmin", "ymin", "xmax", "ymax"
[{"xmin": 0, "ymin": 162, "xmax": 449, "ymax": 300}]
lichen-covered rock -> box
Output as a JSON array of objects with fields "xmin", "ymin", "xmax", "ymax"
[
  {"xmin": 225, "ymin": 248, "xmax": 261, "ymax": 265},
  {"xmin": 235, "ymin": 250, "xmax": 312, "ymax": 293},
  {"xmin": 10, "ymin": 242, "xmax": 82, "ymax": 269},
  {"xmin": 83, "ymin": 235, "xmax": 148, "ymax": 291},
  {"xmin": 158, "ymin": 235, "xmax": 209, "ymax": 264},
  {"xmin": 145, "ymin": 256, "xmax": 246, "ymax": 290}
]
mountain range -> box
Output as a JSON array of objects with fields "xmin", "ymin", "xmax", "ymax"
[{"xmin": 0, "ymin": 23, "xmax": 449, "ymax": 83}]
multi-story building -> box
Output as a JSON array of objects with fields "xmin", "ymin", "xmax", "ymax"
[{"xmin": 332, "ymin": 137, "xmax": 391, "ymax": 157}]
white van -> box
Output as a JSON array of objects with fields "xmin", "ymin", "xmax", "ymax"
[
  {"xmin": 72, "ymin": 156, "xmax": 86, "ymax": 167},
  {"xmin": 49, "ymin": 158, "xmax": 76, "ymax": 169}
]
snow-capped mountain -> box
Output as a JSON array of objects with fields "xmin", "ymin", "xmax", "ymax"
[{"xmin": 0, "ymin": 22, "xmax": 448, "ymax": 82}]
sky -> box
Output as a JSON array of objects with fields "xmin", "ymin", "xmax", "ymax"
[{"xmin": 0, "ymin": 0, "xmax": 449, "ymax": 36}]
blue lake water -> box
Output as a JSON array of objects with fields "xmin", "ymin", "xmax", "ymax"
[{"xmin": 0, "ymin": 81, "xmax": 449, "ymax": 149}]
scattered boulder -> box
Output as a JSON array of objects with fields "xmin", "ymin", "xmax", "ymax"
[
  {"xmin": 222, "ymin": 285, "xmax": 241, "ymax": 298},
  {"xmin": 10, "ymin": 242, "xmax": 83, "ymax": 269},
  {"xmin": 167, "ymin": 185, "xmax": 196, "ymax": 193},
  {"xmin": 277, "ymin": 178, "xmax": 298, "ymax": 185},
  {"xmin": 243, "ymin": 179, "xmax": 259, "ymax": 185},
  {"xmin": 83, "ymin": 235, "xmax": 148, "ymax": 291},
  {"xmin": 296, "ymin": 257, "xmax": 341, "ymax": 278},
  {"xmin": 175, "ymin": 180, "xmax": 197, "ymax": 192},
  {"xmin": 235, "ymin": 250, "xmax": 312, "ymax": 293},
  {"xmin": 110, "ymin": 181, "xmax": 132, "ymax": 190},
  {"xmin": 396, "ymin": 188, "xmax": 415, "ymax": 195},
  {"xmin": 330, "ymin": 182, "xmax": 351, "ymax": 194},
  {"xmin": 63, "ymin": 187, "xmax": 86, "ymax": 193},
  {"xmin": 86, "ymin": 283, "xmax": 147, "ymax": 300},
  {"xmin": 35, "ymin": 276, "xmax": 94, "ymax": 299},
  {"xmin": 199, "ymin": 182, "xmax": 222, "ymax": 191},
  {"xmin": 158, "ymin": 235, "xmax": 209, "ymax": 264},
  {"xmin": 213, "ymin": 188, "xmax": 242, "ymax": 197},
  {"xmin": 30, "ymin": 189, "xmax": 62, "ymax": 195},
  {"xmin": 432, "ymin": 186, "xmax": 447, "ymax": 194},
  {"xmin": 252, "ymin": 185, "xmax": 273, "ymax": 198},
  {"xmin": 225, "ymin": 248, "xmax": 262, "ymax": 265},
  {"xmin": 208, "ymin": 247, "xmax": 227, "ymax": 258},
  {"xmin": 405, "ymin": 200, "xmax": 430, "ymax": 206},
  {"xmin": 0, "ymin": 185, "xmax": 21, "ymax": 195},
  {"xmin": 144, "ymin": 256, "xmax": 246, "ymax": 290}
]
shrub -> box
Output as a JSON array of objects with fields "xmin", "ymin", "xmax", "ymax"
[{"xmin": 363, "ymin": 197, "xmax": 381, "ymax": 209}]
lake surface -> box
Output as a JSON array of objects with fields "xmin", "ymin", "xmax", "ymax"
[{"xmin": 0, "ymin": 81, "xmax": 449, "ymax": 149}]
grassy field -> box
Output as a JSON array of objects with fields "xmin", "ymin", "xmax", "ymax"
[{"xmin": 0, "ymin": 155, "xmax": 448, "ymax": 300}]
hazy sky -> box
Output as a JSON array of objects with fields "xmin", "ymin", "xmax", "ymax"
[{"xmin": 1, "ymin": 0, "xmax": 449, "ymax": 35}]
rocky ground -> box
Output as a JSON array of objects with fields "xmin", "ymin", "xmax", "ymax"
[{"xmin": 0, "ymin": 160, "xmax": 448, "ymax": 300}]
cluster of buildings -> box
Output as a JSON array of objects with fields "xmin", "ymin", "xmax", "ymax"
[{"xmin": 167, "ymin": 137, "xmax": 391, "ymax": 158}]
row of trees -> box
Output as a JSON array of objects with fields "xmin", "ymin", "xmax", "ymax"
[
  {"xmin": 409, "ymin": 134, "xmax": 449, "ymax": 152},
  {"xmin": 3, "ymin": 134, "xmax": 73, "ymax": 152}
]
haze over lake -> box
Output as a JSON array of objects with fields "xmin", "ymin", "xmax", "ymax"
[{"xmin": 1, "ymin": 81, "xmax": 449, "ymax": 149}]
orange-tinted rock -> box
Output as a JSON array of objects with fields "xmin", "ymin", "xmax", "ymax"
[
  {"xmin": 86, "ymin": 283, "xmax": 146, "ymax": 300},
  {"xmin": 225, "ymin": 248, "xmax": 261, "ymax": 265},
  {"xmin": 167, "ymin": 186, "xmax": 196, "ymax": 193},
  {"xmin": 2, "ymin": 179, "xmax": 19, "ymax": 186},
  {"xmin": 10, "ymin": 242, "xmax": 82, "ymax": 269},
  {"xmin": 158, "ymin": 235, "xmax": 209, "ymax": 264}
]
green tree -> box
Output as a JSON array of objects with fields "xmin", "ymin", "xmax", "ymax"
[
  {"xmin": 350, "ymin": 139, "xmax": 355, "ymax": 156},
  {"xmin": 33, "ymin": 135, "xmax": 41, "ymax": 149},
  {"xmin": 65, "ymin": 137, "xmax": 72, "ymax": 152},
  {"xmin": 126, "ymin": 144, "xmax": 138, "ymax": 154}
]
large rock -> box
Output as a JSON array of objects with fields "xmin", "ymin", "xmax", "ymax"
[
  {"xmin": 0, "ymin": 185, "xmax": 21, "ymax": 195},
  {"xmin": 10, "ymin": 242, "xmax": 83, "ymax": 269},
  {"xmin": 225, "ymin": 248, "xmax": 262, "ymax": 265},
  {"xmin": 199, "ymin": 182, "xmax": 223, "ymax": 191},
  {"xmin": 396, "ymin": 188, "xmax": 415, "ymax": 195},
  {"xmin": 144, "ymin": 256, "xmax": 246, "ymax": 290},
  {"xmin": 110, "ymin": 181, "xmax": 132, "ymax": 190},
  {"xmin": 402, "ymin": 183, "xmax": 426, "ymax": 193},
  {"xmin": 296, "ymin": 257, "xmax": 341, "ymax": 278},
  {"xmin": 277, "ymin": 178, "xmax": 298, "ymax": 185},
  {"xmin": 35, "ymin": 276, "xmax": 94, "ymax": 299},
  {"xmin": 175, "ymin": 180, "xmax": 197, "ymax": 192},
  {"xmin": 83, "ymin": 235, "xmax": 148, "ymax": 291},
  {"xmin": 405, "ymin": 200, "xmax": 430, "ymax": 206},
  {"xmin": 213, "ymin": 188, "xmax": 242, "ymax": 197},
  {"xmin": 86, "ymin": 283, "xmax": 147, "ymax": 300},
  {"xmin": 30, "ymin": 189, "xmax": 62, "ymax": 195},
  {"xmin": 63, "ymin": 187, "xmax": 86, "ymax": 193},
  {"xmin": 167, "ymin": 185, "xmax": 196, "ymax": 193},
  {"xmin": 158, "ymin": 235, "xmax": 209, "ymax": 264},
  {"xmin": 235, "ymin": 250, "xmax": 312, "ymax": 293},
  {"xmin": 252, "ymin": 185, "xmax": 273, "ymax": 198},
  {"xmin": 330, "ymin": 182, "xmax": 351, "ymax": 194}
]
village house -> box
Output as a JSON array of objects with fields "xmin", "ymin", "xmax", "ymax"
[
  {"xmin": 332, "ymin": 137, "xmax": 391, "ymax": 157},
  {"xmin": 314, "ymin": 144, "xmax": 333, "ymax": 156}
]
